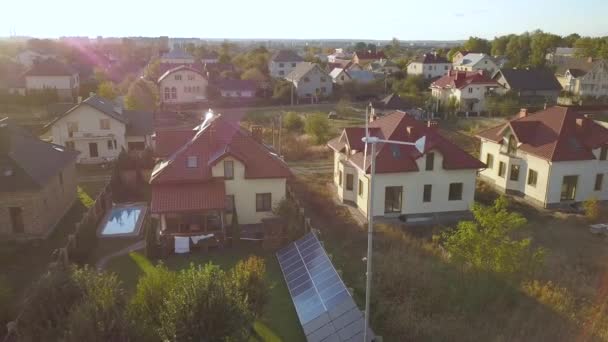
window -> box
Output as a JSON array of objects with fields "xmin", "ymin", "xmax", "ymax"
[
  {"xmin": 346, "ymin": 174, "xmax": 354, "ymax": 191},
  {"xmin": 256, "ymin": 193, "xmax": 272, "ymax": 212},
  {"xmin": 100, "ymin": 118, "xmax": 110, "ymax": 130},
  {"xmin": 303, "ymin": 77, "xmax": 310, "ymax": 82},
  {"xmin": 107, "ymin": 140, "xmax": 114, "ymax": 150},
  {"xmin": 321, "ymin": 87, "xmax": 327, "ymax": 93},
  {"xmin": 128, "ymin": 141, "xmax": 145, "ymax": 151},
  {"xmin": 320, "ymin": 77, "xmax": 327, "ymax": 82},
  {"xmin": 9, "ymin": 207, "xmax": 24, "ymax": 233},
  {"xmin": 225, "ymin": 195, "xmax": 235, "ymax": 213},
  {"xmin": 358, "ymin": 179, "xmax": 364, "ymax": 197},
  {"xmin": 188, "ymin": 74, "xmax": 195, "ymax": 80},
  {"xmin": 236, "ymin": 91, "xmax": 242, "ymax": 97},
  {"xmin": 425, "ymin": 153, "xmax": 435, "ymax": 171},
  {"xmin": 468, "ymin": 87, "xmax": 473, "ymax": 93},
  {"xmin": 279, "ymin": 63, "xmax": 284, "ymax": 67},
  {"xmin": 595, "ymin": 174, "xmax": 604, "ymax": 191},
  {"xmin": 171, "ymin": 87, "xmax": 177, "ymax": 99},
  {"xmin": 291, "ymin": 63, "xmax": 296, "ymax": 67},
  {"xmin": 507, "ymin": 135, "xmax": 517, "ymax": 154},
  {"xmin": 444, "ymin": 65, "xmax": 449, "ymax": 70},
  {"xmin": 498, "ymin": 161, "xmax": 506, "ymax": 178},
  {"xmin": 279, "ymin": 70, "xmax": 284, "ymax": 76},
  {"xmin": 384, "ymin": 186, "xmax": 403, "ymax": 213},
  {"xmin": 560, "ymin": 175, "xmax": 578, "ymax": 201},
  {"xmin": 527, "ymin": 169, "xmax": 538, "ymax": 187},
  {"xmin": 449, "ymin": 183, "xmax": 463, "ymax": 201},
  {"xmin": 601, "ymin": 146, "xmax": 608, "ymax": 160},
  {"xmin": 423, "ymin": 184, "xmax": 432, "ymax": 203},
  {"xmin": 224, "ymin": 160, "xmax": 234, "ymax": 179},
  {"xmin": 67, "ymin": 121, "xmax": 78, "ymax": 137},
  {"xmin": 509, "ymin": 164, "xmax": 520, "ymax": 181},
  {"xmin": 187, "ymin": 156, "xmax": 198, "ymax": 168},
  {"xmin": 88, "ymin": 142, "xmax": 98, "ymax": 158},
  {"xmin": 164, "ymin": 87, "xmax": 171, "ymax": 100},
  {"xmin": 338, "ymin": 170, "xmax": 342, "ymax": 187},
  {"xmin": 486, "ymin": 153, "xmax": 494, "ymax": 169},
  {"xmin": 174, "ymin": 74, "xmax": 182, "ymax": 81},
  {"xmin": 65, "ymin": 141, "xmax": 75, "ymax": 150}
]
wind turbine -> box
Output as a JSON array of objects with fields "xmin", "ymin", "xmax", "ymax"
[{"xmin": 361, "ymin": 106, "xmax": 426, "ymax": 342}]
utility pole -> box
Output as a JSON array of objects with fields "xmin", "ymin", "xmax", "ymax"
[{"xmin": 278, "ymin": 113, "xmax": 282, "ymax": 156}]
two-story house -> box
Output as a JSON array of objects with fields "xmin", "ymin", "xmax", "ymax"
[
  {"xmin": 493, "ymin": 69, "xmax": 562, "ymax": 105},
  {"xmin": 329, "ymin": 68, "xmax": 376, "ymax": 85},
  {"xmin": 160, "ymin": 48, "xmax": 195, "ymax": 65},
  {"xmin": 366, "ymin": 59, "xmax": 401, "ymax": 75},
  {"xmin": 327, "ymin": 111, "xmax": 484, "ymax": 222},
  {"xmin": 407, "ymin": 53, "xmax": 451, "ymax": 79},
  {"xmin": 23, "ymin": 58, "xmax": 79, "ymax": 101},
  {"xmin": 269, "ymin": 50, "xmax": 305, "ymax": 78},
  {"xmin": 452, "ymin": 53, "xmax": 499, "ymax": 75},
  {"xmin": 45, "ymin": 95, "xmax": 154, "ymax": 164},
  {"xmin": 477, "ymin": 106, "xmax": 608, "ymax": 208},
  {"xmin": 430, "ymin": 70, "xmax": 500, "ymax": 114},
  {"xmin": 0, "ymin": 118, "xmax": 78, "ymax": 238},
  {"xmin": 555, "ymin": 58, "xmax": 608, "ymax": 98},
  {"xmin": 352, "ymin": 50, "xmax": 386, "ymax": 65},
  {"xmin": 150, "ymin": 113, "xmax": 291, "ymax": 247},
  {"xmin": 158, "ymin": 65, "xmax": 208, "ymax": 106},
  {"xmin": 285, "ymin": 62, "xmax": 333, "ymax": 100}
]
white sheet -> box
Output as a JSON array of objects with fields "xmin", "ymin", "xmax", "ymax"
[
  {"xmin": 174, "ymin": 236, "xmax": 190, "ymax": 254},
  {"xmin": 191, "ymin": 233, "xmax": 215, "ymax": 244}
]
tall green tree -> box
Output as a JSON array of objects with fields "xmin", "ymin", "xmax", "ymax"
[
  {"xmin": 230, "ymin": 256, "xmax": 268, "ymax": 318},
  {"xmin": 304, "ymin": 113, "xmax": 331, "ymax": 144},
  {"xmin": 491, "ymin": 35, "xmax": 513, "ymax": 56},
  {"xmin": 124, "ymin": 79, "xmax": 158, "ymax": 111},
  {"xmin": 97, "ymin": 81, "xmax": 117, "ymax": 100},
  {"xmin": 463, "ymin": 36, "xmax": 491, "ymax": 54}
]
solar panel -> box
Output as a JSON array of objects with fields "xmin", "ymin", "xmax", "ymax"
[{"xmin": 277, "ymin": 232, "xmax": 375, "ymax": 342}]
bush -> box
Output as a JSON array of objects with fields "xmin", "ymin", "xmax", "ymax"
[
  {"xmin": 283, "ymin": 111, "xmax": 304, "ymax": 132},
  {"xmin": 0, "ymin": 277, "xmax": 14, "ymax": 327},
  {"xmin": 230, "ymin": 256, "xmax": 268, "ymax": 318},
  {"xmin": 304, "ymin": 113, "xmax": 331, "ymax": 145},
  {"xmin": 274, "ymin": 198, "xmax": 305, "ymax": 240},
  {"xmin": 583, "ymin": 197, "xmax": 600, "ymax": 222},
  {"xmin": 144, "ymin": 218, "xmax": 160, "ymax": 259}
]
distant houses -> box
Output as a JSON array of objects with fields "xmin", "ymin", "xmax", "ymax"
[
  {"xmin": 0, "ymin": 117, "xmax": 78, "ymax": 238},
  {"xmin": 477, "ymin": 106, "xmax": 608, "ymax": 208},
  {"xmin": 269, "ymin": 50, "xmax": 305, "ymax": 78},
  {"xmin": 23, "ymin": 58, "xmax": 80, "ymax": 101},
  {"xmin": 329, "ymin": 68, "xmax": 376, "ymax": 85},
  {"xmin": 430, "ymin": 70, "xmax": 499, "ymax": 115},
  {"xmin": 555, "ymin": 58, "xmax": 608, "ymax": 98},
  {"xmin": 285, "ymin": 62, "xmax": 333, "ymax": 101},
  {"xmin": 160, "ymin": 48, "xmax": 195, "ymax": 65},
  {"xmin": 215, "ymin": 79, "xmax": 257, "ymax": 101},
  {"xmin": 352, "ymin": 50, "xmax": 386, "ymax": 65},
  {"xmin": 407, "ymin": 53, "xmax": 451, "ymax": 79}
]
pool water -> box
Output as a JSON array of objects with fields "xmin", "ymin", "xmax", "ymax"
[{"xmin": 99, "ymin": 205, "xmax": 146, "ymax": 236}]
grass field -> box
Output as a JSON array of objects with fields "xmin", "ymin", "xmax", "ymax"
[{"xmin": 106, "ymin": 245, "xmax": 305, "ymax": 342}]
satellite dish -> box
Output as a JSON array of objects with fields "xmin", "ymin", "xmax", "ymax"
[{"xmin": 415, "ymin": 136, "xmax": 426, "ymax": 153}]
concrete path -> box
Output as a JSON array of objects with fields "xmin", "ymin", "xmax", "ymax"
[{"xmin": 96, "ymin": 240, "xmax": 145, "ymax": 270}]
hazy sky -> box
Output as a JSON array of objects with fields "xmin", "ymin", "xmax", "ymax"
[{"xmin": 2, "ymin": 0, "xmax": 607, "ymax": 40}]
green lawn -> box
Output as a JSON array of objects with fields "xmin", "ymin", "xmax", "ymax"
[{"xmin": 105, "ymin": 245, "xmax": 305, "ymax": 342}]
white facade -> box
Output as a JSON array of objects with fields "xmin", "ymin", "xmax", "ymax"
[
  {"xmin": 288, "ymin": 66, "xmax": 333, "ymax": 98},
  {"xmin": 407, "ymin": 62, "xmax": 451, "ymax": 79},
  {"xmin": 332, "ymin": 150, "xmax": 477, "ymax": 218},
  {"xmin": 431, "ymin": 83, "xmax": 496, "ymax": 113},
  {"xmin": 219, "ymin": 89, "xmax": 255, "ymax": 98},
  {"xmin": 269, "ymin": 60, "xmax": 304, "ymax": 78},
  {"xmin": 14, "ymin": 50, "xmax": 55, "ymax": 68},
  {"xmin": 453, "ymin": 54, "xmax": 498, "ymax": 75},
  {"xmin": 159, "ymin": 68, "xmax": 208, "ymax": 105},
  {"xmin": 50, "ymin": 105, "xmax": 126, "ymax": 164},
  {"xmin": 25, "ymin": 74, "xmax": 79, "ymax": 101},
  {"xmin": 479, "ymin": 138, "xmax": 608, "ymax": 207},
  {"xmin": 559, "ymin": 61, "xmax": 608, "ymax": 98}
]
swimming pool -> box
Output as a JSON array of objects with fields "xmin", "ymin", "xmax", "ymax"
[{"xmin": 98, "ymin": 203, "xmax": 147, "ymax": 237}]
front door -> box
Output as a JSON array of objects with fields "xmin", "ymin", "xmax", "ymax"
[
  {"xmin": 560, "ymin": 175, "xmax": 578, "ymax": 201},
  {"xmin": 384, "ymin": 186, "xmax": 403, "ymax": 214},
  {"xmin": 89, "ymin": 142, "xmax": 99, "ymax": 158},
  {"xmin": 9, "ymin": 207, "xmax": 24, "ymax": 233}
]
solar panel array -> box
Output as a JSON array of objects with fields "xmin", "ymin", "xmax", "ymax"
[{"xmin": 277, "ymin": 232, "xmax": 375, "ymax": 342}]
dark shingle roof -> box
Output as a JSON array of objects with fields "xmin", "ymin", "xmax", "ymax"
[
  {"xmin": 44, "ymin": 95, "xmax": 128, "ymax": 131},
  {"xmin": 0, "ymin": 118, "xmax": 78, "ymax": 192},
  {"xmin": 285, "ymin": 62, "xmax": 326, "ymax": 82},
  {"xmin": 413, "ymin": 53, "xmax": 449, "ymax": 64},
  {"xmin": 496, "ymin": 69, "xmax": 562, "ymax": 91},
  {"xmin": 161, "ymin": 48, "xmax": 194, "ymax": 60},
  {"xmin": 216, "ymin": 79, "xmax": 257, "ymax": 92},
  {"xmin": 124, "ymin": 110, "xmax": 154, "ymax": 136},
  {"xmin": 374, "ymin": 93, "xmax": 413, "ymax": 110},
  {"xmin": 23, "ymin": 58, "xmax": 77, "ymax": 77},
  {"xmin": 271, "ymin": 50, "xmax": 304, "ymax": 62}
]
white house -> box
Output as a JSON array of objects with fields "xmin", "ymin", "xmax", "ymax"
[
  {"xmin": 23, "ymin": 59, "xmax": 79, "ymax": 101},
  {"xmin": 269, "ymin": 50, "xmax": 305, "ymax": 78},
  {"xmin": 160, "ymin": 48, "xmax": 195, "ymax": 64},
  {"xmin": 329, "ymin": 68, "xmax": 376, "ymax": 85},
  {"xmin": 158, "ymin": 65, "xmax": 208, "ymax": 106},
  {"xmin": 555, "ymin": 59, "xmax": 608, "ymax": 98},
  {"xmin": 430, "ymin": 70, "xmax": 500, "ymax": 114},
  {"xmin": 367, "ymin": 59, "xmax": 401, "ymax": 75},
  {"xmin": 13, "ymin": 50, "xmax": 57, "ymax": 68},
  {"xmin": 45, "ymin": 95, "xmax": 154, "ymax": 164},
  {"xmin": 452, "ymin": 53, "xmax": 498, "ymax": 75},
  {"xmin": 407, "ymin": 53, "xmax": 451, "ymax": 79},
  {"xmin": 216, "ymin": 79, "xmax": 257, "ymax": 100},
  {"xmin": 477, "ymin": 106, "xmax": 608, "ymax": 208},
  {"xmin": 285, "ymin": 62, "xmax": 333, "ymax": 100},
  {"xmin": 327, "ymin": 111, "xmax": 484, "ymax": 221}
]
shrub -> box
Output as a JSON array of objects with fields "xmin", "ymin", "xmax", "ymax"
[
  {"xmin": 283, "ymin": 111, "xmax": 304, "ymax": 132},
  {"xmin": 230, "ymin": 256, "xmax": 268, "ymax": 317},
  {"xmin": 583, "ymin": 197, "xmax": 600, "ymax": 222},
  {"xmin": 304, "ymin": 113, "xmax": 331, "ymax": 145},
  {"xmin": 0, "ymin": 277, "xmax": 14, "ymax": 327},
  {"xmin": 144, "ymin": 218, "xmax": 160, "ymax": 260}
]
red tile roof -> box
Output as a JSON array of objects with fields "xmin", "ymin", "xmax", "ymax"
[
  {"xmin": 477, "ymin": 106, "xmax": 608, "ymax": 162},
  {"xmin": 151, "ymin": 114, "xmax": 292, "ymax": 184},
  {"xmin": 413, "ymin": 53, "xmax": 449, "ymax": 64},
  {"xmin": 151, "ymin": 181, "xmax": 226, "ymax": 213},
  {"xmin": 327, "ymin": 111, "xmax": 484, "ymax": 173},
  {"xmin": 431, "ymin": 70, "xmax": 498, "ymax": 90}
]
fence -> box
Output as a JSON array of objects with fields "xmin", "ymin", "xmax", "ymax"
[{"xmin": 286, "ymin": 184, "xmax": 315, "ymax": 234}]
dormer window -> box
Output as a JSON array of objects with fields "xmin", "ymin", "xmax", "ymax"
[
  {"xmin": 425, "ymin": 153, "xmax": 435, "ymax": 171},
  {"xmin": 224, "ymin": 160, "xmax": 234, "ymax": 179},
  {"xmin": 600, "ymin": 146, "xmax": 607, "ymax": 160},
  {"xmin": 187, "ymin": 156, "xmax": 198, "ymax": 168},
  {"xmin": 507, "ymin": 135, "xmax": 517, "ymax": 154}
]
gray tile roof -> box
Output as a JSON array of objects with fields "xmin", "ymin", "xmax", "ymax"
[
  {"xmin": 44, "ymin": 95, "xmax": 128, "ymax": 131},
  {"xmin": 285, "ymin": 62, "xmax": 326, "ymax": 82},
  {"xmin": 271, "ymin": 50, "xmax": 304, "ymax": 62},
  {"xmin": 124, "ymin": 110, "xmax": 154, "ymax": 137},
  {"xmin": 0, "ymin": 118, "xmax": 78, "ymax": 192},
  {"xmin": 161, "ymin": 48, "xmax": 194, "ymax": 60},
  {"xmin": 495, "ymin": 68, "xmax": 562, "ymax": 91}
]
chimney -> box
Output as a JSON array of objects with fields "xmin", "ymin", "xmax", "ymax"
[
  {"xmin": 406, "ymin": 126, "xmax": 414, "ymax": 136},
  {"xmin": 519, "ymin": 108, "xmax": 528, "ymax": 118},
  {"xmin": 0, "ymin": 118, "xmax": 10, "ymax": 156},
  {"xmin": 478, "ymin": 69, "xmax": 484, "ymax": 76},
  {"xmin": 427, "ymin": 120, "xmax": 438, "ymax": 129},
  {"xmin": 250, "ymin": 125, "xmax": 263, "ymax": 143}
]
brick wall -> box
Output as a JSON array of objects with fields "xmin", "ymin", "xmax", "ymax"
[{"xmin": 0, "ymin": 161, "xmax": 77, "ymax": 238}]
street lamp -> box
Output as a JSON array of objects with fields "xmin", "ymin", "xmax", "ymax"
[{"xmin": 361, "ymin": 106, "xmax": 426, "ymax": 342}]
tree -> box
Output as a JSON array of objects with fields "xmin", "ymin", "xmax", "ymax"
[
  {"xmin": 447, "ymin": 46, "xmax": 462, "ymax": 62},
  {"xmin": 529, "ymin": 30, "xmax": 562, "ymax": 67},
  {"xmin": 562, "ymin": 33, "xmax": 581, "ymax": 47},
  {"xmin": 158, "ymin": 264, "xmax": 253, "ymax": 341},
  {"xmin": 336, "ymin": 97, "xmax": 353, "ymax": 116},
  {"xmin": 144, "ymin": 218, "xmax": 160, "ymax": 259},
  {"xmin": 97, "ymin": 81, "xmax": 117, "ymax": 100},
  {"xmin": 272, "ymin": 79, "xmax": 292, "ymax": 103},
  {"xmin": 491, "ymin": 35, "xmax": 512, "ymax": 56},
  {"xmin": 283, "ymin": 111, "xmax": 304, "ymax": 132},
  {"xmin": 145, "ymin": 57, "xmax": 161, "ymax": 81},
  {"xmin": 304, "ymin": 113, "xmax": 331, "ymax": 144},
  {"xmin": 230, "ymin": 256, "xmax": 268, "ymax": 318},
  {"xmin": 442, "ymin": 196, "xmax": 544, "ymax": 279},
  {"xmin": 241, "ymin": 68, "xmax": 266, "ymax": 82},
  {"xmin": 355, "ymin": 42, "xmax": 367, "ymax": 51},
  {"xmin": 463, "ymin": 36, "xmax": 491, "ymax": 55},
  {"xmin": 124, "ymin": 79, "xmax": 158, "ymax": 111}
]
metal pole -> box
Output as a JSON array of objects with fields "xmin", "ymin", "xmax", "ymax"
[{"xmin": 363, "ymin": 141, "xmax": 376, "ymax": 342}]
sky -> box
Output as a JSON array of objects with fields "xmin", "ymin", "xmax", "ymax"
[{"xmin": 2, "ymin": 0, "xmax": 608, "ymax": 40}]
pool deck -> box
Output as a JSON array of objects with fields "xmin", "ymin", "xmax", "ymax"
[{"xmin": 97, "ymin": 202, "xmax": 148, "ymax": 238}]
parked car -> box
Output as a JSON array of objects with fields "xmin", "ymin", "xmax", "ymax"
[{"xmin": 328, "ymin": 111, "xmax": 338, "ymax": 119}]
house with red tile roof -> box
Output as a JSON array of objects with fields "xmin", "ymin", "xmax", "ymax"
[
  {"xmin": 150, "ymin": 113, "xmax": 291, "ymax": 244},
  {"xmin": 477, "ymin": 106, "xmax": 608, "ymax": 208},
  {"xmin": 327, "ymin": 111, "xmax": 484, "ymax": 222},
  {"xmin": 407, "ymin": 53, "xmax": 451, "ymax": 79},
  {"xmin": 430, "ymin": 70, "xmax": 500, "ymax": 115},
  {"xmin": 352, "ymin": 50, "xmax": 386, "ymax": 65}
]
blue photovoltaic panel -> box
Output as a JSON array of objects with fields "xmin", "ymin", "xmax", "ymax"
[{"xmin": 277, "ymin": 232, "xmax": 374, "ymax": 342}]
